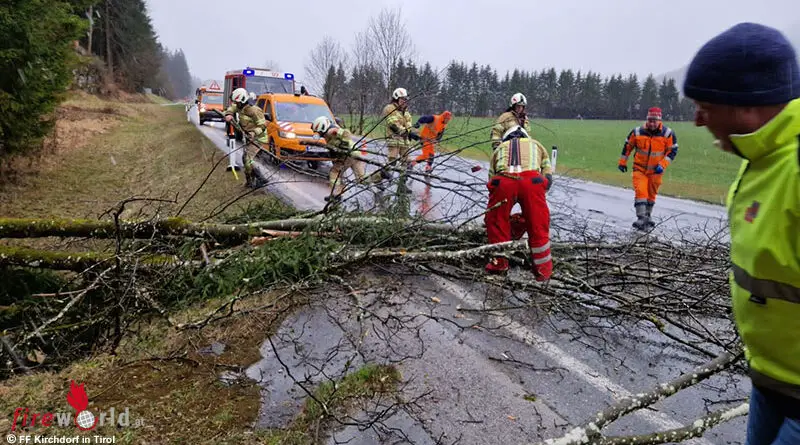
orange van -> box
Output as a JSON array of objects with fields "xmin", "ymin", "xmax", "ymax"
[
  {"xmin": 254, "ymin": 92, "xmax": 338, "ymax": 169},
  {"xmin": 195, "ymin": 84, "xmax": 225, "ymax": 125}
]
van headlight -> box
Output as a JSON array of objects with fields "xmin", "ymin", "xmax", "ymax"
[{"xmin": 279, "ymin": 131, "xmax": 296, "ymax": 139}]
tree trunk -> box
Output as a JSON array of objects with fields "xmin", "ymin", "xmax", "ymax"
[
  {"xmin": 104, "ymin": 0, "xmax": 112, "ymax": 78},
  {"xmin": 0, "ymin": 217, "xmax": 485, "ymax": 242},
  {"xmin": 0, "ymin": 246, "xmax": 176, "ymax": 272},
  {"xmin": 86, "ymin": 6, "xmax": 93, "ymax": 54}
]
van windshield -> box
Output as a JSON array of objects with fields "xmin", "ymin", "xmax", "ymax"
[
  {"xmin": 275, "ymin": 102, "xmax": 334, "ymax": 123},
  {"xmin": 202, "ymin": 93, "xmax": 223, "ymax": 104}
]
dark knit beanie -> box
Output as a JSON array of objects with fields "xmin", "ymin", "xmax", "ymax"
[{"xmin": 683, "ymin": 22, "xmax": 800, "ymax": 106}]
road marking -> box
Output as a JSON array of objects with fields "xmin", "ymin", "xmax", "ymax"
[{"xmin": 431, "ymin": 275, "xmax": 715, "ymax": 445}]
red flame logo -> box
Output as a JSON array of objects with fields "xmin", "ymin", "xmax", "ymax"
[
  {"xmin": 67, "ymin": 380, "xmax": 96, "ymax": 430},
  {"xmin": 66, "ymin": 381, "xmax": 88, "ymax": 412}
]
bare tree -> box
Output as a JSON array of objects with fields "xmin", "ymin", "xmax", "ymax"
[
  {"xmin": 262, "ymin": 59, "xmax": 281, "ymax": 71},
  {"xmin": 348, "ymin": 30, "xmax": 379, "ymax": 134},
  {"xmin": 304, "ymin": 35, "xmax": 348, "ymax": 95},
  {"xmin": 367, "ymin": 6, "xmax": 415, "ymax": 94}
]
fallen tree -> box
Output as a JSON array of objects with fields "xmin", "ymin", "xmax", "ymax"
[{"xmin": 1, "ymin": 181, "xmax": 743, "ymax": 444}]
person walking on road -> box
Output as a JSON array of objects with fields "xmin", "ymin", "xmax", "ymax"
[
  {"xmin": 491, "ymin": 93, "xmax": 531, "ymax": 149},
  {"xmin": 617, "ymin": 107, "xmax": 679, "ymax": 230},
  {"xmin": 373, "ymin": 87, "xmax": 420, "ymax": 191},
  {"xmin": 223, "ymin": 87, "xmax": 268, "ymax": 188},
  {"xmin": 484, "ymin": 125, "xmax": 553, "ymax": 280},
  {"xmin": 311, "ymin": 116, "xmax": 366, "ymax": 203},
  {"xmin": 412, "ymin": 110, "xmax": 452, "ymax": 173},
  {"xmin": 683, "ymin": 22, "xmax": 800, "ymax": 445}
]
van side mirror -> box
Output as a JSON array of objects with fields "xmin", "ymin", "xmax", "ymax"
[{"xmin": 265, "ymin": 112, "xmax": 272, "ymax": 121}]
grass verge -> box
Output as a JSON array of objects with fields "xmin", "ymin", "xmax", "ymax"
[
  {"xmin": 0, "ymin": 93, "xmax": 311, "ymax": 443},
  {"xmin": 0, "ymin": 92, "xmax": 294, "ymax": 223},
  {"xmin": 258, "ymin": 364, "xmax": 401, "ymax": 445}
]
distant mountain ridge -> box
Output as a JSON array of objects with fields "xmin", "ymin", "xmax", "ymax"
[{"xmin": 657, "ymin": 23, "xmax": 800, "ymax": 94}]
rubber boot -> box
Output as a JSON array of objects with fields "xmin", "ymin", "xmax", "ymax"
[
  {"xmin": 644, "ymin": 202, "xmax": 656, "ymax": 229},
  {"xmin": 632, "ymin": 203, "xmax": 648, "ymax": 231},
  {"xmin": 485, "ymin": 257, "xmax": 509, "ymax": 275}
]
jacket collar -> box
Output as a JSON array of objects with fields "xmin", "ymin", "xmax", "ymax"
[{"xmin": 730, "ymin": 98, "xmax": 800, "ymax": 161}]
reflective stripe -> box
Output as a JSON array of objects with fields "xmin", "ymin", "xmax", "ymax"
[
  {"xmin": 530, "ymin": 242, "xmax": 550, "ymax": 254},
  {"xmin": 534, "ymin": 254, "xmax": 552, "ymax": 265},
  {"xmin": 733, "ymin": 264, "xmax": 800, "ymax": 304}
]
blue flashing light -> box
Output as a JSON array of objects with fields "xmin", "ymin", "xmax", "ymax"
[
  {"xmin": 284, "ymin": 73, "xmax": 294, "ymax": 80},
  {"xmin": 243, "ymin": 69, "xmax": 255, "ymax": 76}
]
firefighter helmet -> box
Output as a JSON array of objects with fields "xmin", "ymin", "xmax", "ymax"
[
  {"xmin": 231, "ymin": 88, "xmax": 249, "ymax": 104},
  {"xmin": 510, "ymin": 93, "xmax": 527, "ymax": 107},
  {"xmin": 392, "ymin": 87, "xmax": 408, "ymax": 100},
  {"xmin": 502, "ymin": 125, "xmax": 529, "ymax": 141},
  {"xmin": 312, "ymin": 116, "xmax": 332, "ymax": 135}
]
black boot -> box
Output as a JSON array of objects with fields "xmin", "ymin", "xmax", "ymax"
[
  {"xmin": 644, "ymin": 202, "xmax": 656, "ymax": 229},
  {"xmin": 633, "ymin": 202, "xmax": 648, "ymax": 230}
]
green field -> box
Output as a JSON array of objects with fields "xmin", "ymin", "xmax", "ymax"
[{"xmin": 344, "ymin": 114, "xmax": 741, "ymax": 205}]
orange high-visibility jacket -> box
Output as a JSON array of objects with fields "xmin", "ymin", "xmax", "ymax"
[
  {"xmin": 619, "ymin": 124, "xmax": 678, "ymax": 174},
  {"xmin": 418, "ymin": 113, "xmax": 449, "ymax": 145}
]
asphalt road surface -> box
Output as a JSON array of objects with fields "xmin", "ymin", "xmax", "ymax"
[
  {"xmin": 186, "ymin": 106, "xmax": 746, "ymax": 445},
  {"xmin": 187, "ymin": 106, "xmax": 728, "ymax": 243}
]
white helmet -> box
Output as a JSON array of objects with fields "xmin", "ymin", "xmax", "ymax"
[
  {"xmin": 312, "ymin": 116, "xmax": 332, "ymax": 134},
  {"xmin": 510, "ymin": 92, "xmax": 527, "ymax": 107},
  {"xmin": 502, "ymin": 125, "xmax": 529, "ymax": 141},
  {"xmin": 231, "ymin": 88, "xmax": 249, "ymax": 104},
  {"xmin": 392, "ymin": 87, "xmax": 408, "ymax": 100}
]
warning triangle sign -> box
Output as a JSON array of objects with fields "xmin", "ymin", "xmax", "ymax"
[{"xmin": 209, "ymin": 80, "xmax": 221, "ymax": 90}]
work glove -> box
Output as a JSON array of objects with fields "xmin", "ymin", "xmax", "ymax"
[
  {"xmin": 413, "ymin": 121, "xmax": 421, "ymax": 128},
  {"xmin": 618, "ymin": 164, "xmax": 627, "ymax": 173},
  {"xmin": 654, "ymin": 164, "xmax": 664, "ymax": 174},
  {"xmin": 545, "ymin": 174, "xmax": 553, "ymax": 192},
  {"xmin": 407, "ymin": 130, "xmax": 421, "ymax": 141}
]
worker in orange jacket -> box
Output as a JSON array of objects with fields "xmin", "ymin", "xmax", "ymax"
[
  {"xmin": 412, "ymin": 111, "xmax": 452, "ymax": 172},
  {"xmin": 618, "ymin": 107, "xmax": 679, "ymax": 230}
]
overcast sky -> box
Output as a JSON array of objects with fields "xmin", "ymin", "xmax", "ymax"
[{"xmin": 145, "ymin": 0, "xmax": 798, "ymax": 88}]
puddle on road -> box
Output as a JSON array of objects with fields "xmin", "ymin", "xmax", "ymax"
[{"xmin": 245, "ymin": 299, "xmax": 365, "ymax": 429}]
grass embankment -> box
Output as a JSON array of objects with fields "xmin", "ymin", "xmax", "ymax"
[
  {"xmin": 0, "ymin": 92, "xmax": 289, "ymax": 222},
  {"xmin": 345, "ymin": 114, "xmax": 741, "ymax": 204},
  {"xmin": 0, "ymin": 92, "xmax": 372, "ymax": 443}
]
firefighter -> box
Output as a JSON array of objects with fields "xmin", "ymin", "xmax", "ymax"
[
  {"xmin": 617, "ymin": 107, "xmax": 678, "ymax": 230},
  {"xmin": 484, "ymin": 125, "xmax": 553, "ymax": 280},
  {"xmin": 311, "ymin": 115, "xmax": 366, "ymax": 203},
  {"xmin": 373, "ymin": 87, "xmax": 420, "ymax": 190},
  {"xmin": 412, "ymin": 110, "xmax": 452, "ymax": 173},
  {"xmin": 223, "ymin": 87, "xmax": 268, "ymax": 188},
  {"xmin": 684, "ymin": 22, "xmax": 800, "ymax": 444},
  {"xmin": 490, "ymin": 93, "xmax": 531, "ymax": 149}
]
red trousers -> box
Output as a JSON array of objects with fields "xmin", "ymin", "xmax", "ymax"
[{"xmin": 485, "ymin": 171, "xmax": 552, "ymax": 280}]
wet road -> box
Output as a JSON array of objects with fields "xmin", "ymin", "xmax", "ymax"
[
  {"xmin": 186, "ymin": 106, "xmax": 729, "ymax": 243},
  {"xmin": 244, "ymin": 266, "xmax": 747, "ymax": 445},
  {"xmin": 186, "ymin": 107, "xmax": 745, "ymax": 444}
]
